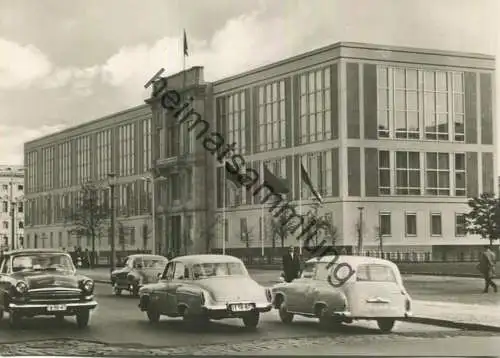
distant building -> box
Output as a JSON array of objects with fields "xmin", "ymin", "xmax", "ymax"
[
  {"xmin": 0, "ymin": 166, "xmax": 24, "ymax": 250},
  {"xmin": 24, "ymin": 42, "xmax": 496, "ymax": 261}
]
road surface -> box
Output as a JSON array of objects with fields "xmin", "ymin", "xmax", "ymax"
[{"xmin": 0, "ymin": 282, "xmax": 498, "ymax": 355}]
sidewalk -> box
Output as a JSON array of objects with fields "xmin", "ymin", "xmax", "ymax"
[{"xmin": 78, "ymin": 268, "xmax": 500, "ymax": 331}]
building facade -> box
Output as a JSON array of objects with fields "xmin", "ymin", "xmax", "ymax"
[
  {"xmin": 0, "ymin": 165, "xmax": 25, "ymax": 250},
  {"xmin": 25, "ymin": 42, "xmax": 496, "ymax": 261}
]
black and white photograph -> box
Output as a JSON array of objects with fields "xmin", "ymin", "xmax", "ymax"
[{"xmin": 0, "ymin": 0, "xmax": 498, "ymax": 356}]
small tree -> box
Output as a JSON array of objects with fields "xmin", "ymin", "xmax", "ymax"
[
  {"xmin": 465, "ymin": 192, "xmax": 500, "ymax": 246},
  {"xmin": 374, "ymin": 226, "xmax": 384, "ymax": 254},
  {"xmin": 241, "ymin": 225, "xmax": 254, "ymax": 249},
  {"xmin": 270, "ymin": 212, "xmax": 296, "ymax": 248},
  {"xmin": 63, "ymin": 183, "xmax": 109, "ymax": 267}
]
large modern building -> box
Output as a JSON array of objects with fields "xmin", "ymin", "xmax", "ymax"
[
  {"xmin": 0, "ymin": 165, "xmax": 25, "ymax": 250},
  {"xmin": 24, "ymin": 42, "xmax": 496, "ymax": 261}
]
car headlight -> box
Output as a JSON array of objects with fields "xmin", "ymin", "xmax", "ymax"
[
  {"xmin": 82, "ymin": 280, "xmax": 94, "ymax": 293},
  {"xmin": 15, "ymin": 281, "xmax": 28, "ymax": 294}
]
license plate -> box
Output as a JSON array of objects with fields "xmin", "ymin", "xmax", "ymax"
[
  {"xmin": 229, "ymin": 303, "xmax": 253, "ymax": 312},
  {"xmin": 47, "ymin": 304, "xmax": 67, "ymax": 312}
]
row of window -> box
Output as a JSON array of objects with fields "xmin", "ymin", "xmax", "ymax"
[
  {"xmin": 378, "ymin": 212, "xmax": 466, "ymax": 237},
  {"xmin": 1, "ymin": 184, "xmax": 23, "ymax": 191},
  {"xmin": 1, "ymin": 201, "xmax": 23, "ymax": 213},
  {"xmin": 379, "ymin": 151, "xmax": 466, "ymax": 196},
  {"xmin": 377, "ymin": 67, "xmax": 465, "ymax": 141},
  {"xmin": 26, "ymin": 119, "xmax": 152, "ymax": 193},
  {"xmin": 1, "ymin": 221, "xmax": 24, "ymax": 229}
]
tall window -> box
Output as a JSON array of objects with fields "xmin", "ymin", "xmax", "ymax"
[
  {"xmin": 262, "ymin": 157, "xmax": 287, "ymax": 203},
  {"xmin": 170, "ymin": 173, "xmax": 180, "ymax": 201},
  {"xmin": 42, "ymin": 146, "xmax": 54, "ymax": 190},
  {"xmin": 425, "ymin": 153, "xmax": 450, "ymax": 196},
  {"xmin": 455, "ymin": 213, "xmax": 466, "ymax": 237},
  {"xmin": 430, "ymin": 213, "xmax": 442, "ymax": 236},
  {"xmin": 258, "ymin": 81, "xmax": 286, "ymax": 151},
  {"xmin": 454, "ymin": 153, "xmax": 466, "ymax": 196},
  {"xmin": 394, "ymin": 68, "xmax": 419, "ymax": 139},
  {"xmin": 119, "ymin": 123, "xmax": 135, "ymax": 176},
  {"xmin": 184, "ymin": 168, "xmax": 193, "ymax": 201},
  {"xmin": 452, "ymin": 73, "xmax": 465, "ymax": 142},
  {"xmin": 97, "ymin": 129, "xmax": 112, "ymax": 180},
  {"xmin": 395, "ymin": 151, "xmax": 420, "ymax": 195},
  {"xmin": 378, "ymin": 151, "xmax": 391, "ymax": 195},
  {"xmin": 58, "ymin": 141, "xmax": 71, "ymax": 188},
  {"xmin": 226, "ymin": 91, "xmax": 247, "ymax": 154},
  {"xmin": 143, "ymin": 118, "xmax": 152, "ymax": 171},
  {"xmin": 76, "ymin": 135, "xmax": 92, "ymax": 182},
  {"xmin": 299, "ymin": 67, "xmax": 332, "ymax": 144},
  {"xmin": 405, "ymin": 212, "xmax": 417, "ymax": 236},
  {"xmin": 166, "ymin": 115, "xmax": 179, "ymax": 159},
  {"xmin": 379, "ymin": 212, "xmax": 391, "ymax": 236},
  {"xmin": 300, "ymin": 152, "xmax": 332, "ymax": 199},
  {"xmin": 424, "ymin": 71, "xmax": 448, "ymax": 140}
]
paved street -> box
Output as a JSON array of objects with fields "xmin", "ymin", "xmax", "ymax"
[{"xmin": 0, "ymin": 282, "xmax": 499, "ymax": 355}]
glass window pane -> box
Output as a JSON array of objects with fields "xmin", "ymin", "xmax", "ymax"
[
  {"xmin": 409, "ymin": 171, "xmax": 420, "ymax": 187},
  {"xmin": 394, "ymin": 69, "xmax": 405, "ymax": 88},
  {"xmin": 316, "ymin": 71, "xmax": 322, "ymax": 90},
  {"xmin": 424, "ymin": 93, "xmax": 435, "ymax": 112},
  {"xmin": 272, "ymin": 83, "xmax": 278, "ymax": 100},
  {"xmin": 396, "ymin": 170, "xmax": 408, "ymax": 186},
  {"xmin": 324, "ymin": 89, "xmax": 331, "ymax": 110},
  {"xmin": 280, "ymin": 80, "xmax": 285, "ymax": 98},
  {"xmin": 309, "ymin": 94, "xmax": 315, "ymax": 112},
  {"xmin": 436, "ymin": 72, "xmax": 447, "ymax": 91},
  {"xmin": 424, "ymin": 71, "xmax": 435, "ymax": 90},
  {"xmin": 378, "ymin": 67, "xmax": 388, "ymax": 87},
  {"xmin": 454, "ymin": 94, "xmax": 464, "ymax": 113},
  {"xmin": 453, "ymin": 73, "xmax": 463, "ymax": 92},
  {"xmin": 308, "ymin": 72, "xmax": 315, "ymax": 91},
  {"xmin": 379, "ymin": 151, "xmax": 390, "ymax": 168},
  {"xmin": 379, "ymin": 111, "xmax": 389, "ymax": 129},
  {"xmin": 407, "ymin": 92, "xmax": 418, "ymax": 111},
  {"xmin": 316, "ymin": 91, "xmax": 323, "ymax": 111},
  {"xmin": 300, "ymin": 75, "xmax": 307, "ymax": 95},
  {"xmin": 426, "ymin": 153, "xmax": 437, "ymax": 169},
  {"xmin": 438, "ymin": 172, "xmax": 449, "ymax": 187},
  {"xmin": 324, "ymin": 68, "xmax": 330, "ymax": 88},
  {"xmin": 407, "ymin": 112, "xmax": 419, "ymax": 131},
  {"xmin": 455, "ymin": 154, "xmax": 465, "ymax": 170},
  {"xmin": 438, "ymin": 153, "xmax": 449, "ymax": 169},
  {"xmin": 395, "ymin": 111, "xmax": 406, "ymax": 131},
  {"xmin": 409, "ymin": 152, "xmax": 420, "ymax": 168},
  {"xmin": 436, "ymin": 93, "xmax": 448, "ymax": 112},
  {"xmin": 300, "ymin": 96, "xmax": 307, "ymax": 116},
  {"xmin": 427, "ymin": 172, "xmax": 438, "ymax": 187},
  {"xmin": 378, "ymin": 90, "xmax": 389, "ymax": 109},
  {"xmin": 380, "ymin": 170, "xmax": 390, "ymax": 186},
  {"xmin": 456, "ymin": 172, "xmax": 466, "ymax": 188},
  {"xmin": 407, "ymin": 70, "xmax": 418, "ymax": 90},
  {"xmin": 396, "ymin": 152, "xmax": 407, "ymax": 168}
]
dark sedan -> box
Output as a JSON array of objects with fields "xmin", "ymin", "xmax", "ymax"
[
  {"xmin": 110, "ymin": 254, "xmax": 168, "ymax": 296},
  {"xmin": 0, "ymin": 248, "xmax": 98, "ymax": 329}
]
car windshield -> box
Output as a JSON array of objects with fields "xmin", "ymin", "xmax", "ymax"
[
  {"xmin": 356, "ymin": 264, "xmax": 397, "ymax": 282},
  {"xmin": 143, "ymin": 258, "xmax": 167, "ymax": 269},
  {"xmin": 192, "ymin": 262, "xmax": 247, "ymax": 279},
  {"xmin": 12, "ymin": 254, "xmax": 74, "ymax": 273}
]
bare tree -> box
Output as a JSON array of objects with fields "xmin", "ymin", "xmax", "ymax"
[
  {"xmin": 63, "ymin": 182, "xmax": 109, "ymax": 267},
  {"xmin": 374, "ymin": 226, "xmax": 384, "ymax": 254},
  {"xmin": 270, "ymin": 211, "xmax": 296, "ymax": 248}
]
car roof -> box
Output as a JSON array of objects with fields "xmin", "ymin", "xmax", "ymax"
[
  {"xmin": 128, "ymin": 254, "xmax": 168, "ymax": 260},
  {"xmin": 171, "ymin": 254, "xmax": 243, "ymax": 265},
  {"xmin": 306, "ymin": 255, "xmax": 398, "ymax": 269},
  {"xmin": 3, "ymin": 249, "xmax": 67, "ymax": 256}
]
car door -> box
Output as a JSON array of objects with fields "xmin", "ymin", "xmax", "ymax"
[
  {"xmin": 165, "ymin": 262, "xmax": 187, "ymax": 315},
  {"xmin": 287, "ymin": 262, "xmax": 317, "ymax": 313}
]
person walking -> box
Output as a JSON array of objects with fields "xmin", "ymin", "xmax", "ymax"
[
  {"xmin": 478, "ymin": 245, "xmax": 497, "ymax": 293},
  {"xmin": 282, "ymin": 245, "xmax": 301, "ymax": 283}
]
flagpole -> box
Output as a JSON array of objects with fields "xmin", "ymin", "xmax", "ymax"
[
  {"xmin": 261, "ymin": 161, "xmax": 265, "ymax": 257},
  {"xmin": 222, "ymin": 165, "xmax": 226, "ymax": 255}
]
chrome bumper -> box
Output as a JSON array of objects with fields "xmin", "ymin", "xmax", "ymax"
[
  {"xmin": 332, "ymin": 310, "xmax": 352, "ymax": 317},
  {"xmin": 203, "ymin": 303, "xmax": 272, "ymax": 312},
  {"xmin": 9, "ymin": 300, "xmax": 98, "ymax": 309}
]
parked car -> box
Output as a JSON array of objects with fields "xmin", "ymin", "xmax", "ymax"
[
  {"xmin": 0, "ymin": 248, "xmax": 98, "ymax": 329},
  {"xmin": 138, "ymin": 254, "xmax": 273, "ymax": 329},
  {"xmin": 272, "ymin": 255, "xmax": 412, "ymax": 332},
  {"xmin": 110, "ymin": 254, "xmax": 168, "ymax": 296}
]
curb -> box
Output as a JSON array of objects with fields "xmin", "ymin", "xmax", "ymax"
[
  {"xmin": 405, "ymin": 316, "xmax": 500, "ymax": 332},
  {"xmin": 400, "ymin": 272, "xmax": 483, "ymax": 278}
]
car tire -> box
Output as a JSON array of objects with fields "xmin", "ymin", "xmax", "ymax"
[
  {"xmin": 377, "ymin": 318, "xmax": 395, "ymax": 333},
  {"xmin": 147, "ymin": 306, "xmax": 160, "ymax": 323},
  {"xmin": 278, "ymin": 304, "xmax": 294, "ymax": 324},
  {"xmin": 242, "ymin": 311, "xmax": 260, "ymax": 329},
  {"xmin": 76, "ymin": 309, "xmax": 90, "ymax": 329},
  {"xmin": 112, "ymin": 283, "xmax": 122, "ymax": 296},
  {"xmin": 9, "ymin": 311, "xmax": 21, "ymax": 329},
  {"xmin": 182, "ymin": 307, "xmax": 208, "ymax": 330}
]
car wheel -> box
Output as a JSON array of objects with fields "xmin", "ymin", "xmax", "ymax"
[
  {"xmin": 9, "ymin": 311, "xmax": 21, "ymax": 329},
  {"xmin": 318, "ymin": 306, "xmax": 331, "ymax": 329},
  {"xmin": 146, "ymin": 306, "xmax": 160, "ymax": 323},
  {"xmin": 242, "ymin": 311, "xmax": 260, "ymax": 329},
  {"xmin": 278, "ymin": 304, "xmax": 294, "ymax": 324},
  {"xmin": 377, "ymin": 318, "xmax": 395, "ymax": 333},
  {"xmin": 182, "ymin": 307, "xmax": 208, "ymax": 330},
  {"xmin": 112, "ymin": 283, "xmax": 122, "ymax": 296},
  {"xmin": 76, "ymin": 309, "xmax": 90, "ymax": 329}
]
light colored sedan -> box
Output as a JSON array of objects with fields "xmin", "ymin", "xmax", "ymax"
[
  {"xmin": 138, "ymin": 254, "xmax": 273, "ymax": 329},
  {"xmin": 272, "ymin": 255, "xmax": 412, "ymax": 332}
]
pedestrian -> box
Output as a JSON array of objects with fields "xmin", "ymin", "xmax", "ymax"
[
  {"xmin": 282, "ymin": 245, "xmax": 301, "ymax": 283},
  {"xmin": 478, "ymin": 245, "xmax": 497, "ymax": 293}
]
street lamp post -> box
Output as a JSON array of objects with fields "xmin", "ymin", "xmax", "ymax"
[
  {"xmin": 10, "ymin": 201, "xmax": 15, "ymax": 250},
  {"xmin": 107, "ymin": 173, "xmax": 117, "ymax": 272},
  {"xmin": 357, "ymin": 207, "xmax": 364, "ymax": 255}
]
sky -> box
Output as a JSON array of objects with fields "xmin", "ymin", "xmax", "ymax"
[{"xmin": 0, "ymin": 0, "xmax": 497, "ymax": 166}]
